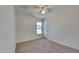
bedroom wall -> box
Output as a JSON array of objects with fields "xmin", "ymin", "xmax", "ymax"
[
  {"xmin": 0, "ymin": 6, "xmax": 15, "ymax": 52},
  {"xmin": 45, "ymin": 6, "xmax": 79, "ymax": 50}
]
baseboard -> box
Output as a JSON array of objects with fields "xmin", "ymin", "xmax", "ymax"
[{"xmin": 45, "ymin": 38, "xmax": 79, "ymax": 50}]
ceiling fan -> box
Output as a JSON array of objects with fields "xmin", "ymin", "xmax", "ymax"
[
  {"xmin": 33, "ymin": 5, "xmax": 53, "ymax": 19},
  {"xmin": 32, "ymin": 5, "xmax": 52, "ymax": 14}
]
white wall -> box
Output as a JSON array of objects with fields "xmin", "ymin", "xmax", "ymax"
[
  {"xmin": 16, "ymin": 14, "xmax": 42, "ymax": 43},
  {"xmin": 0, "ymin": 6, "xmax": 15, "ymax": 52},
  {"xmin": 45, "ymin": 6, "xmax": 79, "ymax": 50}
]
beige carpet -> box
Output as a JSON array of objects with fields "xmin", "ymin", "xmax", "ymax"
[{"xmin": 16, "ymin": 38, "xmax": 79, "ymax": 53}]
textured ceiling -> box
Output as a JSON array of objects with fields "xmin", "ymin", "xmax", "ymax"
[{"xmin": 15, "ymin": 5, "xmax": 61, "ymax": 19}]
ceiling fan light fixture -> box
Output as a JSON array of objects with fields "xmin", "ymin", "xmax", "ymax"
[
  {"xmin": 40, "ymin": 5, "xmax": 48, "ymax": 14},
  {"xmin": 41, "ymin": 10, "xmax": 45, "ymax": 14}
]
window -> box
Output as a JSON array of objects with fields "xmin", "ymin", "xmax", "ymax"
[{"xmin": 36, "ymin": 22, "xmax": 42, "ymax": 34}]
